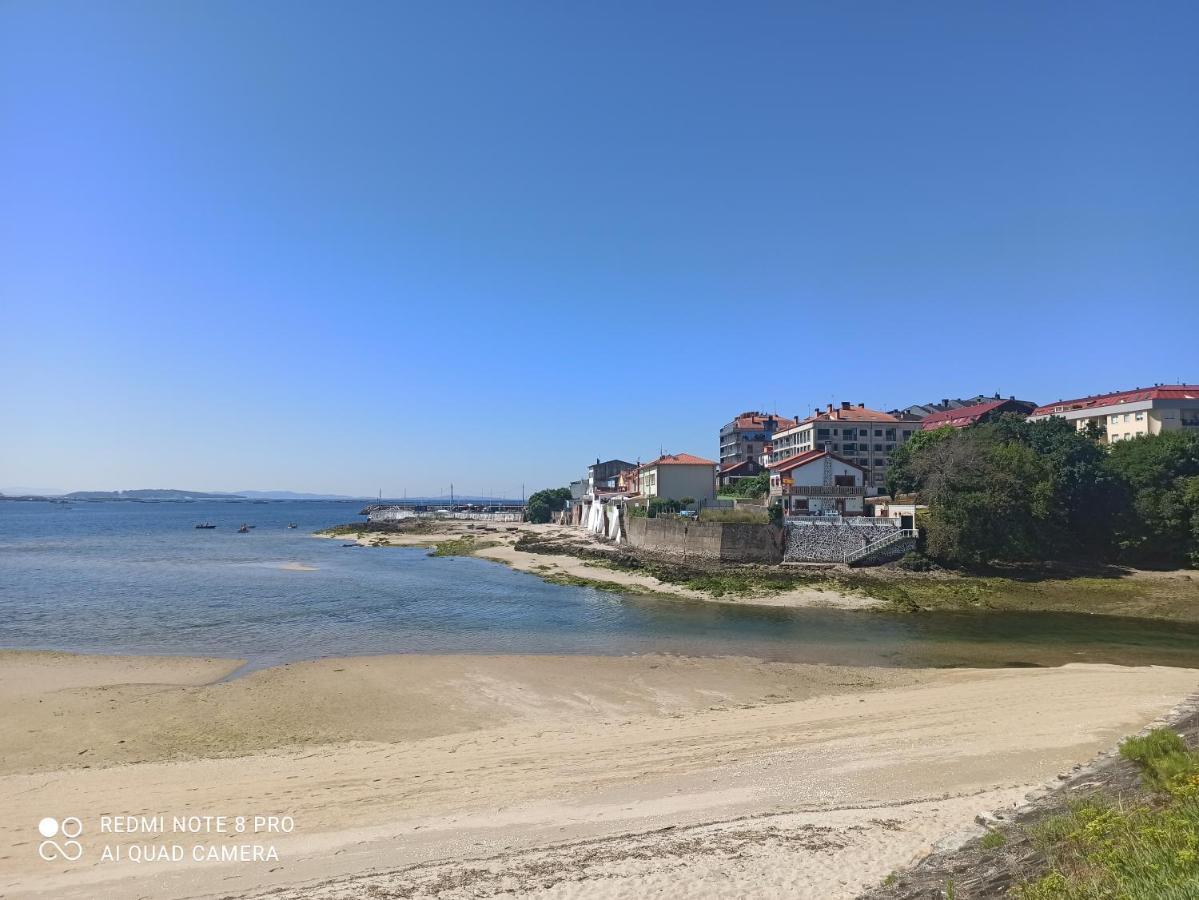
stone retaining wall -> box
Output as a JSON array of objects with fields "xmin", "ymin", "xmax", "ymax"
[{"xmin": 784, "ymin": 519, "xmax": 901, "ymax": 563}]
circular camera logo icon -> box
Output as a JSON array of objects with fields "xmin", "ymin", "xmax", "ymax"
[{"xmin": 38, "ymin": 817, "xmax": 83, "ymax": 861}]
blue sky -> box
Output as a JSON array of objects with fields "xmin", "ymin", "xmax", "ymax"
[{"xmin": 2, "ymin": 2, "xmax": 1196, "ymax": 496}]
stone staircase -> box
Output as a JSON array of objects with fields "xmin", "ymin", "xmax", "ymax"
[{"xmin": 844, "ymin": 528, "xmax": 918, "ymax": 566}]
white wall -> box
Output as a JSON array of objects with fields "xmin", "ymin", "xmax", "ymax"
[{"xmin": 649, "ymin": 464, "xmax": 716, "ymax": 503}]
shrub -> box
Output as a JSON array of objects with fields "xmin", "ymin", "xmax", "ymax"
[{"xmin": 896, "ymin": 551, "xmax": 934, "ymax": 571}]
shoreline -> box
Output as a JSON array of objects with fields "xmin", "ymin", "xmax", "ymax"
[
  {"xmin": 3, "ymin": 649, "xmax": 1195, "ymax": 899},
  {"xmin": 315, "ymin": 520, "xmax": 886, "ymax": 610},
  {"xmin": 315, "ymin": 518, "xmax": 1199, "ymax": 621}
]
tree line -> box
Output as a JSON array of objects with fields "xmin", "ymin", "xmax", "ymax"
[{"xmin": 887, "ymin": 416, "xmax": 1199, "ymax": 569}]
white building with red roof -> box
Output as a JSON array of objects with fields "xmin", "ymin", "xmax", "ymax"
[
  {"xmin": 766, "ymin": 449, "xmax": 866, "ymax": 516},
  {"xmin": 1028, "ymin": 384, "xmax": 1199, "ymax": 443},
  {"xmin": 637, "ymin": 453, "xmax": 717, "ymax": 504},
  {"xmin": 768, "ymin": 402, "xmax": 918, "ymax": 493}
]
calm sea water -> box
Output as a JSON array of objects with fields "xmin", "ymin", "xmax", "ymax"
[{"xmin": 2, "ymin": 500, "xmax": 1199, "ymax": 672}]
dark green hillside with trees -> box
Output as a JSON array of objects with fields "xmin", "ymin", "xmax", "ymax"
[{"xmin": 889, "ymin": 416, "xmax": 1199, "ymax": 569}]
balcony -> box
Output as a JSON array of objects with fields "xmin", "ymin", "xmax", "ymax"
[{"xmin": 779, "ymin": 484, "xmax": 864, "ymax": 497}]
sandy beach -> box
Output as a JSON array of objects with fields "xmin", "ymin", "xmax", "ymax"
[{"xmin": 2, "ymin": 650, "xmax": 1194, "ymax": 899}]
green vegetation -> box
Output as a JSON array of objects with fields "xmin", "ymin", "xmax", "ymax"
[
  {"xmin": 628, "ymin": 497, "xmax": 684, "ymax": 519},
  {"xmin": 525, "ymin": 487, "xmax": 571, "ymax": 524},
  {"xmin": 697, "ymin": 507, "xmax": 769, "ymax": 524},
  {"xmin": 428, "ymin": 536, "xmax": 497, "ymax": 557},
  {"xmin": 316, "ymin": 524, "xmax": 365, "ymax": 537},
  {"xmin": 722, "ymin": 472, "xmax": 769, "ymax": 499},
  {"xmin": 889, "ymin": 417, "xmax": 1199, "ymax": 569},
  {"xmin": 979, "ymin": 829, "xmax": 1007, "ymax": 849},
  {"xmin": 1015, "ymin": 728, "xmax": 1199, "ymax": 900}
]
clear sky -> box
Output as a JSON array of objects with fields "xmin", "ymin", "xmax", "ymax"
[{"xmin": 2, "ymin": 2, "xmax": 1196, "ymax": 496}]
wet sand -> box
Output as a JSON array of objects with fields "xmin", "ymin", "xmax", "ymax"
[
  {"xmin": 1, "ymin": 650, "xmax": 1194, "ymax": 899},
  {"xmin": 323, "ymin": 521, "xmax": 882, "ymax": 609}
]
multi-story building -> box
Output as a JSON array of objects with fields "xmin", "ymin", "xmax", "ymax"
[
  {"xmin": 637, "ymin": 453, "xmax": 717, "ymax": 504},
  {"xmin": 588, "ymin": 458, "xmax": 635, "ymax": 495},
  {"xmin": 891, "ymin": 393, "xmax": 1036, "ymax": 421},
  {"xmin": 1028, "ymin": 385, "xmax": 1199, "ymax": 443},
  {"xmin": 768, "ymin": 402, "xmax": 917, "ymax": 493},
  {"xmin": 718, "ymin": 412, "xmax": 797, "ymax": 468},
  {"xmin": 920, "ymin": 396, "xmax": 1038, "ymax": 430}
]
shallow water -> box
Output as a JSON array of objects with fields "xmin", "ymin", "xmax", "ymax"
[{"xmin": 3, "ymin": 500, "xmax": 1199, "ymax": 671}]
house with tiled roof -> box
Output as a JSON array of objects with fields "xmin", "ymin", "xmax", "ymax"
[
  {"xmin": 718, "ymin": 411, "xmax": 798, "ymax": 469},
  {"xmin": 920, "ymin": 397, "xmax": 1037, "ymax": 430},
  {"xmin": 717, "ymin": 458, "xmax": 762, "ymax": 489},
  {"xmin": 1029, "ymin": 384, "xmax": 1199, "ymax": 443},
  {"xmin": 768, "ymin": 402, "xmax": 918, "ymax": 494},
  {"xmin": 766, "ymin": 449, "xmax": 866, "ymax": 516},
  {"xmin": 638, "ymin": 453, "xmax": 717, "ymax": 504},
  {"xmin": 890, "ymin": 393, "xmax": 1035, "ymax": 421}
]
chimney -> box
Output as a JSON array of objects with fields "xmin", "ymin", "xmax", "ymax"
[
  {"xmin": 840, "ymin": 401, "xmax": 851, "ymax": 411},
  {"xmin": 941, "ymin": 399, "xmax": 949, "ymax": 407},
  {"xmin": 857, "ymin": 402, "xmax": 865, "ymax": 409},
  {"xmin": 826, "ymin": 403, "xmax": 834, "ymax": 414}
]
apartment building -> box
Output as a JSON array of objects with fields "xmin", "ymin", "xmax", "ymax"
[
  {"xmin": 718, "ymin": 412, "xmax": 797, "ymax": 468},
  {"xmin": 1028, "ymin": 385, "xmax": 1199, "ymax": 443},
  {"xmin": 768, "ymin": 402, "xmax": 917, "ymax": 493}
]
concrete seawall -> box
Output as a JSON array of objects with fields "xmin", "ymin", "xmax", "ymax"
[{"xmin": 624, "ymin": 517, "xmax": 784, "ymax": 563}]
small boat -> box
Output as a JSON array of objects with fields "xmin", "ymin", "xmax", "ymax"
[
  {"xmin": 287, "ymin": 523, "xmax": 298, "ymax": 529},
  {"xmin": 238, "ymin": 524, "xmax": 250, "ymax": 533},
  {"xmin": 195, "ymin": 523, "xmax": 216, "ymax": 529}
]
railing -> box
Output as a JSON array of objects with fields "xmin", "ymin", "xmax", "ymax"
[
  {"xmin": 844, "ymin": 528, "xmax": 918, "ymax": 565},
  {"xmin": 780, "ymin": 484, "xmax": 864, "ymax": 497}
]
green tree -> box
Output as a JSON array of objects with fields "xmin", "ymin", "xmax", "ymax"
[
  {"xmin": 524, "ymin": 487, "xmax": 571, "ymax": 524},
  {"xmin": 724, "ymin": 472, "xmax": 769, "ymax": 499},
  {"xmin": 898, "ymin": 416, "xmax": 1116, "ymax": 568},
  {"xmin": 1105, "ymin": 431, "xmax": 1199, "ymax": 566}
]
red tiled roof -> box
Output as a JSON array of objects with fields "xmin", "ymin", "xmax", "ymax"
[
  {"xmin": 920, "ymin": 399, "xmax": 1007, "ymax": 429},
  {"xmin": 730, "ymin": 411, "xmax": 798, "ymax": 431},
  {"xmin": 718, "ymin": 459, "xmax": 756, "ymax": 476},
  {"xmin": 1032, "ymin": 385, "xmax": 1199, "ymax": 417},
  {"xmin": 785, "ymin": 405, "xmax": 900, "ymax": 427},
  {"xmin": 766, "ymin": 449, "xmax": 864, "ymax": 474},
  {"xmin": 645, "ymin": 452, "xmax": 717, "ymax": 467}
]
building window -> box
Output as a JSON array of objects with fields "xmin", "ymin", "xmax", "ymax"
[
  {"xmin": 1111, "ymin": 415, "xmax": 1119, "ymax": 423},
  {"xmin": 1135, "ymin": 412, "xmax": 1144, "ymax": 421},
  {"xmin": 902, "ymin": 430, "xmax": 913, "ymax": 439}
]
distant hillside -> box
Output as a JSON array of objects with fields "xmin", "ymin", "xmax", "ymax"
[{"xmin": 62, "ymin": 489, "xmax": 244, "ymax": 501}]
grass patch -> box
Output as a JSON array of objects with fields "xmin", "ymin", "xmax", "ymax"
[
  {"xmin": 697, "ymin": 507, "xmax": 769, "ymax": 524},
  {"xmin": 979, "ymin": 829, "xmax": 1007, "ymax": 849},
  {"xmin": 316, "ymin": 524, "xmax": 365, "ymax": 537},
  {"xmin": 1013, "ymin": 729, "xmax": 1199, "ymax": 899},
  {"xmin": 427, "ymin": 537, "xmax": 498, "ymax": 557}
]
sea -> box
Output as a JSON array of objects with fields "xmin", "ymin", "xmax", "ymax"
[{"xmin": 3, "ymin": 499, "xmax": 1199, "ymax": 673}]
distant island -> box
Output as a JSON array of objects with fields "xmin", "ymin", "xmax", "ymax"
[
  {"xmin": 0, "ymin": 488, "xmax": 372, "ymax": 502},
  {"xmin": 59, "ymin": 489, "xmax": 245, "ymax": 501}
]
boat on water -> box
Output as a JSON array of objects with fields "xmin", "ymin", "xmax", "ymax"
[
  {"xmin": 195, "ymin": 522, "xmax": 216, "ymax": 529},
  {"xmin": 238, "ymin": 524, "xmax": 250, "ymax": 533},
  {"xmin": 287, "ymin": 523, "xmax": 298, "ymax": 529}
]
